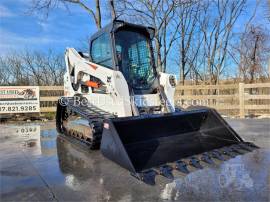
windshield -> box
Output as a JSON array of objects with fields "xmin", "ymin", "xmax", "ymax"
[{"xmin": 115, "ymin": 30, "xmax": 155, "ymax": 89}]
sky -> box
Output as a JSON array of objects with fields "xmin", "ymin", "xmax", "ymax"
[
  {"xmin": 0, "ymin": 0, "xmax": 269, "ymax": 76},
  {"xmin": 0, "ymin": 0, "xmax": 111, "ymax": 56}
]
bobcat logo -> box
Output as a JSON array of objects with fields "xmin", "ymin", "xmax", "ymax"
[{"xmin": 17, "ymin": 89, "xmax": 36, "ymax": 99}]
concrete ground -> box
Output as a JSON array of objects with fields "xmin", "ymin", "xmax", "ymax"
[{"xmin": 0, "ymin": 119, "xmax": 269, "ymax": 202}]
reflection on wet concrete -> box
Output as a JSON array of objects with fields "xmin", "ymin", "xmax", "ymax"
[
  {"xmin": 56, "ymin": 135, "xmax": 160, "ymax": 201},
  {"xmin": 0, "ymin": 120, "xmax": 270, "ymax": 201},
  {"xmin": 160, "ymin": 149, "xmax": 270, "ymax": 201}
]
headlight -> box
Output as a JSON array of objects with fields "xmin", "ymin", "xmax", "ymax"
[{"xmin": 169, "ymin": 75, "xmax": 176, "ymax": 87}]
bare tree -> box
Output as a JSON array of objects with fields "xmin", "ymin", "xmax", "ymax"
[
  {"xmin": 0, "ymin": 57, "xmax": 12, "ymax": 85},
  {"xmin": 23, "ymin": 50, "xmax": 65, "ymax": 85},
  {"xmin": 235, "ymin": 25, "xmax": 270, "ymax": 83},
  {"xmin": 197, "ymin": 0, "xmax": 247, "ymax": 84},
  {"xmin": 109, "ymin": 0, "xmax": 116, "ymax": 20},
  {"xmin": 29, "ymin": 0, "xmax": 102, "ymax": 29},
  {"xmin": 26, "ymin": 0, "xmax": 265, "ymax": 86},
  {"xmin": 266, "ymin": 0, "xmax": 270, "ymax": 21},
  {"xmin": 175, "ymin": 0, "xmax": 202, "ymax": 85},
  {"xmin": 117, "ymin": 0, "xmax": 178, "ymax": 72},
  {"xmin": 0, "ymin": 53, "xmax": 29, "ymax": 85},
  {"xmin": 0, "ymin": 50, "xmax": 65, "ymax": 86}
]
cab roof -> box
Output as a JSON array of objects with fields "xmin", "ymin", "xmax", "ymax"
[{"xmin": 89, "ymin": 20, "xmax": 155, "ymax": 42}]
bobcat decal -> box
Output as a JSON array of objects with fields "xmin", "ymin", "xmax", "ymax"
[{"xmin": 17, "ymin": 89, "xmax": 36, "ymax": 99}]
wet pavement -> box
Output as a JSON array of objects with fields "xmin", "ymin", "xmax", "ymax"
[{"xmin": 0, "ymin": 119, "xmax": 269, "ymax": 201}]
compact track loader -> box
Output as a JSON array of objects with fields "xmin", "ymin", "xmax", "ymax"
[{"xmin": 56, "ymin": 20, "xmax": 258, "ymax": 184}]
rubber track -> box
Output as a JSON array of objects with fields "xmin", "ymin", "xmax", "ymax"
[{"xmin": 56, "ymin": 97, "xmax": 115, "ymax": 149}]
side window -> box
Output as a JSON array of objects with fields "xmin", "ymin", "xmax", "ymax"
[{"xmin": 91, "ymin": 33, "xmax": 113, "ymax": 68}]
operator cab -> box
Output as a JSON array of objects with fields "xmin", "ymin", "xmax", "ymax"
[{"xmin": 89, "ymin": 20, "xmax": 158, "ymax": 94}]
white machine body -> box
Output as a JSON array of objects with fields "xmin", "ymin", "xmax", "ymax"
[{"xmin": 63, "ymin": 48, "xmax": 176, "ymax": 117}]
